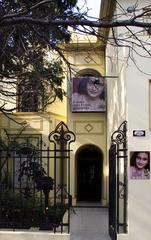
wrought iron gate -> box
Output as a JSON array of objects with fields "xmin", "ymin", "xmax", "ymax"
[
  {"xmin": 0, "ymin": 121, "xmax": 75, "ymax": 233},
  {"xmin": 109, "ymin": 121, "xmax": 128, "ymax": 240}
]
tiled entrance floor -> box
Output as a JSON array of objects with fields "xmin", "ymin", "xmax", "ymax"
[{"xmin": 70, "ymin": 207, "xmax": 111, "ymax": 240}]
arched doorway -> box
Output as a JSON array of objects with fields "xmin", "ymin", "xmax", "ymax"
[{"xmin": 77, "ymin": 145, "xmax": 103, "ymax": 202}]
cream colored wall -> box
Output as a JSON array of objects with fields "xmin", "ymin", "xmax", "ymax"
[
  {"xmin": 0, "ymin": 112, "xmax": 66, "ymax": 148},
  {"xmin": 46, "ymin": 76, "xmax": 67, "ymax": 117},
  {"xmin": 106, "ymin": 1, "xmax": 151, "ymax": 239},
  {"xmin": 106, "ymin": 41, "xmax": 128, "ymax": 149},
  {"xmin": 125, "ymin": 48, "xmax": 151, "ymax": 240},
  {"xmin": 46, "ymin": 98, "xmax": 67, "ymax": 117},
  {"xmin": 69, "ymin": 113, "xmax": 107, "ymax": 205},
  {"xmin": 65, "ymin": 46, "xmax": 107, "ymax": 204}
]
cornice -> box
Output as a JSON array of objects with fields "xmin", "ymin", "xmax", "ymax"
[
  {"xmin": 99, "ymin": 0, "xmax": 116, "ymax": 43},
  {"xmin": 100, "ymin": 0, "xmax": 116, "ymax": 19},
  {"xmin": 63, "ymin": 42, "xmax": 104, "ymax": 52}
]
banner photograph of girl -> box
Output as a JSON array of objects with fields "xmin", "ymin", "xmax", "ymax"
[
  {"xmin": 130, "ymin": 151, "xmax": 150, "ymax": 180},
  {"xmin": 71, "ymin": 77, "xmax": 106, "ymax": 112}
]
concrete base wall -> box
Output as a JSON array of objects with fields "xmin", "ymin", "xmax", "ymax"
[{"xmin": 0, "ymin": 231, "xmax": 70, "ymax": 240}]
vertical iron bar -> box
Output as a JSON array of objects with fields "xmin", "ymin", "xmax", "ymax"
[
  {"xmin": 68, "ymin": 147, "xmax": 70, "ymax": 233},
  {"xmin": 60, "ymin": 125, "xmax": 64, "ymax": 233},
  {"xmin": 54, "ymin": 144, "xmax": 57, "ymax": 233},
  {"xmin": 0, "ymin": 146, "xmax": 2, "ymax": 222},
  {"xmin": 47, "ymin": 146, "xmax": 50, "ymax": 177},
  {"xmin": 12, "ymin": 148, "xmax": 15, "ymax": 230},
  {"xmin": 19, "ymin": 151, "xmax": 22, "ymax": 217},
  {"xmin": 0, "ymin": 146, "xmax": 1, "ymax": 182},
  {"xmin": 39, "ymin": 141, "xmax": 43, "ymax": 217},
  {"xmin": 123, "ymin": 124, "xmax": 128, "ymax": 233},
  {"xmin": 116, "ymin": 143, "xmax": 119, "ymax": 234}
]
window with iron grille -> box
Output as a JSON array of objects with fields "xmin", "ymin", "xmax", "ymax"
[
  {"xmin": 18, "ymin": 79, "xmax": 45, "ymax": 112},
  {"xmin": 10, "ymin": 135, "xmax": 43, "ymax": 188}
]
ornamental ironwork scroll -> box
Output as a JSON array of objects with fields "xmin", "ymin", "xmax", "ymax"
[
  {"xmin": 48, "ymin": 121, "xmax": 75, "ymax": 233},
  {"xmin": 49, "ymin": 121, "xmax": 76, "ymax": 145},
  {"xmin": 111, "ymin": 121, "xmax": 127, "ymax": 145}
]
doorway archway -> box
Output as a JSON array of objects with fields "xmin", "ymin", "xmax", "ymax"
[{"xmin": 76, "ymin": 144, "xmax": 103, "ymax": 202}]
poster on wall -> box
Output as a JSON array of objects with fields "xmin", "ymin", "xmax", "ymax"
[
  {"xmin": 130, "ymin": 151, "xmax": 150, "ymax": 179},
  {"xmin": 71, "ymin": 77, "xmax": 106, "ymax": 112}
]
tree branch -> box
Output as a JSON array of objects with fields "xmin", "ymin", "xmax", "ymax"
[{"xmin": 1, "ymin": 17, "xmax": 151, "ymax": 29}]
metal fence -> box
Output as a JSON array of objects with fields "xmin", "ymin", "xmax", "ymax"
[
  {"xmin": 0, "ymin": 121, "xmax": 75, "ymax": 233},
  {"xmin": 109, "ymin": 121, "xmax": 128, "ymax": 240}
]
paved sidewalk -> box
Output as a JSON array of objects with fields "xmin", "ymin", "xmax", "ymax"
[{"xmin": 70, "ymin": 207, "xmax": 111, "ymax": 240}]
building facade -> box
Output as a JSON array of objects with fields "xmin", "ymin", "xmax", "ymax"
[
  {"xmin": 1, "ymin": 0, "xmax": 151, "ymax": 239},
  {"xmin": 103, "ymin": 0, "xmax": 151, "ymax": 239}
]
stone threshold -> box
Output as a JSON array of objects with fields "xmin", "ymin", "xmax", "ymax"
[{"xmin": 0, "ymin": 231, "xmax": 70, "ymax": 240}]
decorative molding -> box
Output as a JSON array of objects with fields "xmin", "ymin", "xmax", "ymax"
[
  {"xmin": 5, "ymin": 117, "xmax": 44, "ymax": 131},
  {"xmin": 73, "ymin": 120, "xmax": 105, "ymax": 135},
  {"xmin": 84, "ymin": 123, "xmax": 94, "ymax": 132},
  {"xmin": 24, "ymin": 118, "xmax": 43, "ymax": 131},
  {"xmin": 84, "ymin": 54, "xmax": 95, "ymax": 63},
  {"xmin": 75, "ymin": 52, "xmax": 104, "ymax": 66}
]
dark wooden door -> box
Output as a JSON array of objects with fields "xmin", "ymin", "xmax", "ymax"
[{"xmin": 77, "ymin": 158, "xmax": 101, "ymax": 201}]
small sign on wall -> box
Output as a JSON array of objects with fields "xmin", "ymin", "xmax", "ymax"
[{"xmin": 133, "ymin": 130, "xmax": 146, "ymax": 137}]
